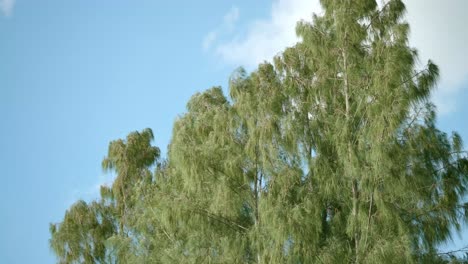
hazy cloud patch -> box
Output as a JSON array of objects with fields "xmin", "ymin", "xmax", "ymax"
[
  {"xmin": 223, "ymin": 6, "xmax": 239, "ymax": 30},
  {"xmin": 202, "ymin": 6, "xmax": 241, "ymax": 53},
  {"xmin": 0, "ymin": 0, "xmax": 15, "ymax": 17},
  {"xmin": 213, "ymin": 0, "xmax": 322, "ymax": 69},
  {"xmin": 202, "ymin": 31, "xmax": 218, "ymax": 51}
]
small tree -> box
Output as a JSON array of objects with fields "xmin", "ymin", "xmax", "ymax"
[{"xmin": 50, "ymin": 129, "xmax": 159, "ymax": 263}]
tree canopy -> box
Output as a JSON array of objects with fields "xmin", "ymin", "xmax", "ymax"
[{"xmin": 50, "ymin": 0, "xmax": 468, "ymax": 263}]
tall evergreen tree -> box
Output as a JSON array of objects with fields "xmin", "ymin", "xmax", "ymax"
[
  {"xmin": 272, "ymin": 0, "xmax": 468, "ymax": 262},
  {"xmin": 50, "ymin": 1, "xmax": 468, "ymax": 263}
]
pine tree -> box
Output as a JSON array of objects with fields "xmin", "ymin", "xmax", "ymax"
[
  {"xmin": 272, "ymin": 0, "xmax": 468, "ymax": 262},
  {"xmin": 50, "ymin": 129, "xmax": 159, "ymax": 263},
  {"xmin": 50, "ymin": 1, "xmax": 468, "ymax": 263},
  {"xmin": 49, "ymin": 200, "xmax": 116, "ymax": 264}
]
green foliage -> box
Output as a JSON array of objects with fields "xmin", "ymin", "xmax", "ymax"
[
  {"xmin": 50, "ymin": 129, "xmax": 160, "ymax": 263},
  {"xmin": 50, "ymin": 1, "xmax": 468, "ymax": 263},
  {"xmin": 49, "ymin": 200, "xmax": 116, "ymax": 264}
]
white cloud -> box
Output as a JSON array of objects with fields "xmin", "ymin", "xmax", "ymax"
[
  {"xmin": 203, "ymin": 31, "xmax": 218, "ymax": 51},
  {"xmin": 0, "ymin": 0, "xmax": 15, "ymax": 17},
  {"xmin": 223, "ymin": 6, "xmax": 240, "ymax": 30},
  {"xmin": 205, "ymin": 0, "xmax": 468, "ymax": 114},
  {"xmin": 202, "ymin": 6, "xmax": 241, "ymax": 53},
  {"xmin": 404, "ymin": 0, "xmax": 468, "ymax": 114},
  {"xmin": 213, "ymin": 0, "xmax": 322, "ymax": 69}
]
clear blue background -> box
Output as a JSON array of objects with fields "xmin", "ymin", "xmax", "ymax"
[{"xmin": 0, "ymin": 1, "xmax": 466, "ymax": 263}]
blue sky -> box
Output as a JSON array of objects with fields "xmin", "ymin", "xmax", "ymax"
[{"xmin": 0, "ymin": 1, "xmax": 467, "ymax": 263}]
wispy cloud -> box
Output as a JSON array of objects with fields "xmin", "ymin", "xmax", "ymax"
[
  {"xmin": 212, "ymin": 0, "xmax": 322, "ymax": 69},
  {"xmin": 0, "ymin": 0, "xmax": 15, "ymax": 17},
  {"xmin": 223, "ymin": 6, "xmax": 239, "ymax": 30},
  {"xmin": 204, "ymin": 0, "xmax": 468, "ymax": 114},
  {"xmin": 202, "ymin": 31, "xmax": 218, "ymax": 51},
  {"xmin": 201, "ymin": 6, "xmax": 241, "ymax": 53}
]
